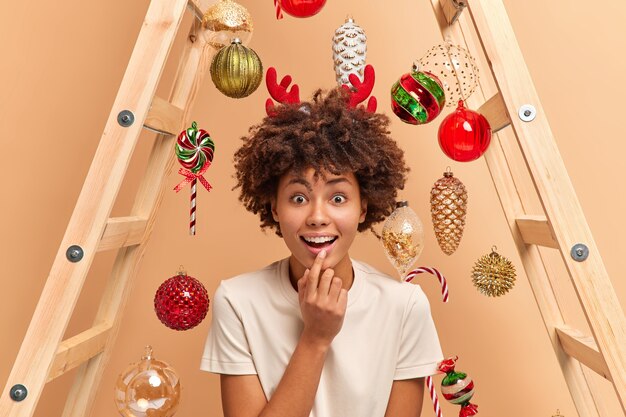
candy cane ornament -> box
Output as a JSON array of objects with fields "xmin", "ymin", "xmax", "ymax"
[
  {"xmin": 274, "ymin": 0, "xmax": 283, "ymax": 19},
  {"xmin": 427, "ymin": 375, "xmax": 443, "ymax": 417},
  {"xmin": 405, "ymin": 266, "xmax": 448, "ymax": 416},
  {"xmin": 405, "ymin": 266, "xmax": 449, "ymax": 302}
]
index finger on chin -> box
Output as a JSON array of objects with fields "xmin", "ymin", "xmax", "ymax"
[{"xmin": 307, "ymin": 250, "xmax": 326, "ymax": 295}]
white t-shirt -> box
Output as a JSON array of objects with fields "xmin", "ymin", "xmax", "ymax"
[{"xmin": 200, "ymin": 258, "xmax": 443, "ymax": 417}]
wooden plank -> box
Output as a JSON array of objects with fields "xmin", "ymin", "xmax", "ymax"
[
  {"xmin": 61, "ymin": 20, "xmax": 216, "ymax": 417},
  {"xmin": 47, "ymin": 323, "xmax": 111, "ymax": 383},
  {"xmin": 428, "ymin": 1, "xmax": 608, "ymax": 415},
  {"xmin": 144, "ymin": 96, "xmax": 184, "ymax": 135},
  {"xmin": 0, "ymin": 1, "xmax": 189, "ymax": 416},
  {"xmin": 466, "ymin": 0, "xmax": 626, "ymax": 410},
  {"xmin": 478, "ymin": 92, "xmax": 511, "ymax": 133},
  {"xmin": 98, "ymin": 216, "xmax": 147, "ymax": 252},
  {"xmin": 516, "ymin": 215, "xmax": 559, "ymax": 248},
  {"xmin": 557, "ymin": 327, "xmax": 612, "ymax": 382},
  {"xmin": 440, "ymin": 0, "xmax": 466, "ymax": 25}
]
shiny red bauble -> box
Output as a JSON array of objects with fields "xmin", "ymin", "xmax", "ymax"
[
  {"xmin": 438, "ymin": 100, "xmax": 492, "ymax": 162},
  {"xmin": 278, "ymin": 0, "xmax": 327, "ymax": 18},
  {"xmin": 154, "ymin": 272, "xmax": 210, "ymax": 331}
]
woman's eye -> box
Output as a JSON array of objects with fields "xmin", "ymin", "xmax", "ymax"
[
  {"xmin": 332, "ymin": 195, "xmax": 346, "ymax": 204},
  {"xmin": 291, "ymin": 195, "xmax": 306, "ymax": 204}
]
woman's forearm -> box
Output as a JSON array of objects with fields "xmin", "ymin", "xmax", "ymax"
[{"xmin": 259, "ymin": 334, "xmax": 328, "ymax": 417}]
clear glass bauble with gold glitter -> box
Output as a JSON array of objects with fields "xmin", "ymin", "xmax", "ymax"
[
  {"xmin": 201, "ymin": 0, "xmax": 253, "ymax": 50},
  {"xmin": 114, "ymin": 346, "xmax": 181, "ymax": 417},
  {"xmin": 382, "ymin": 201, "xmax": 425, "ymax": 279},
  {"xmin": 471, "ymin": 246, "xmax": 516, "ymax": 297},
  {"xmin": 418, "ymin": 41, "xmax": 479, "ymax": 107}
]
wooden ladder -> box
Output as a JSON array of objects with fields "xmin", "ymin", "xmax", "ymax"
[
  {"xmin": 0, "ymin": 0, "xmax": 213, "ymax": 415},
  {"xmin": 432, "ymin": 0, "xmax": 626, "ymax": 415},
  {"xmin": 2, "ymin": 0, "xmax": 625, "ymax": 416}
]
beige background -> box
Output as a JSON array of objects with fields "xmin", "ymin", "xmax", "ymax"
[{"xmin": 1, "ymin": 0, "xmax": 625, "ymax": 416}]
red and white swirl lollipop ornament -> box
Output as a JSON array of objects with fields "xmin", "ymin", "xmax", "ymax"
[{"xmin": 174, "ymin": 121, "xmax": 215, "ymax": 235}]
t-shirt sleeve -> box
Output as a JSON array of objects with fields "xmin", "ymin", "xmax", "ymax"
[
  {"xmin": 200, "ymin": 282, "xmax": 257, "ymax": 375},
  {"xmin": 394, "ymin": 285, "xmax": 444, "ymax": 380}
]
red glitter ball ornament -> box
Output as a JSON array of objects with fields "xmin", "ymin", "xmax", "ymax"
[
  {"xmin": 438, "ymin": 100, "xmax": 492, "ymax": 162},
  {"xmin": 154, "ymin": 270, "xmax": 210, "ymax": 331},
  {"xmin": 278, "ymin": 0, "xmax": 326, "ymax": 18}
]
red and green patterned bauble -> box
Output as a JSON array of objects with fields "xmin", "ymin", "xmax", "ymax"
[
  {"xmin": 391, "ymin": 64, "xmax": 445, "ymax": 125},
  {"xmin": 278, "ymin": 0, "xmax": 326, "ymax": 18},
  {"xmin": 438, "ymin": 100, "xmax": 491, "ymax": 162},
  {"xmin": 154, "ymin": 270, "xmax": 210, "ymax": 331}
]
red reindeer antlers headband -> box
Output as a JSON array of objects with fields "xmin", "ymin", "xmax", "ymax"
[{"xmin": 265, "ymin": 64, "xmax": 377, "ymax": 116}]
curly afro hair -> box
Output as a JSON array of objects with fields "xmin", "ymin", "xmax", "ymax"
[{"xmin": 233, "ymin": 87, "xmax": 409, "ymax": 236}]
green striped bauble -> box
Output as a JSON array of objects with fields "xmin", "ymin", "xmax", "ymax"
[{"xmin": 210, "ymin": 38, "xmax": 263, "ymax": 98}]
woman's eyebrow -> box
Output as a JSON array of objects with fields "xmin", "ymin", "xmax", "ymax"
[
  {"xmin": 287, "ymin": 178, "xmax": 312, "ymax": 192},
  {"xmin": 326, "ymin": 177, "xmax": 351, "ymax": 186}
]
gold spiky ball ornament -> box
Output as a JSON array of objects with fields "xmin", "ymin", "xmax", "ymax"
[
  {"xmin": 472, "ymin": 246, "xmax": 516, "ymax": 297},
  {"xmin": 430, "ymin": 168, "xmax": 467, "ymax": 255}
]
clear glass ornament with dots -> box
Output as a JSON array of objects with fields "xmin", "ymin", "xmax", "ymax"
[{"xmin": 418, "ymin": 41, "xmax": 479, "ymax": 107}]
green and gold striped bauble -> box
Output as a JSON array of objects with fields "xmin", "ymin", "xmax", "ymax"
[
  {"xmin": 390, "ymin": 64, "xmax": 445, "ymax": 125},
  {"xmin": 210, "ymin": 38, "xmax": 263, "ymax": 98}
]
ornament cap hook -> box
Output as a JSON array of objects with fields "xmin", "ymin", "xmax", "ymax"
[
  {"xmin": 396, "ymin": 200, "xmax": 409, "ymax": 208},
  {"xmin": 443, "ymin": 166, "xmax": 454, "ymax": 177},
  {"xmin": 491, "ymin": 245, "xmax": 498, "ymax": 252},
  {"xmin": 142, "ymin": 345, "xmax": 153, "ymax": 360},
  {"xmin": 178, "ymin": 265, "xmax": 187, "ymax": 276},
  {"xmin": 231, "ymin": 37, "xmax": 242, "ymax": 44}
]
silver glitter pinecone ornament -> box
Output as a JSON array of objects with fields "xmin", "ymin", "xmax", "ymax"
[{"xmin": 332, "ymin": 17, "xmax": 367, "ymax": 88}]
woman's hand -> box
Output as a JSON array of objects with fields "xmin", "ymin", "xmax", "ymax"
[{"xmin": 297, "ymin": 250, "xmax": 348, "ymax": 348}]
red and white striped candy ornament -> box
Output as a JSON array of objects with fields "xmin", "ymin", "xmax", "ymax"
[
  {"xmin": 439, "ymin": 356, "xmax": 478, "ymax": 417},
  {"xmin": 174, "ymin": 121, "xmax": 215, "ymax": 235},
  {"xmin": 404, "ymin": 266, "xmax": 448, "ymax": 417}
]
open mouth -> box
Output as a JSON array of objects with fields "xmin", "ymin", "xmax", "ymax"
[{"xmin": 301, "ymin": 236, "xmax": 338, "ymax": 249}]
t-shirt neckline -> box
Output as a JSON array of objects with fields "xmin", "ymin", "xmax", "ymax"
[{"xmin": 278, "ymin": 257, "xmax": 364, "ymax": 307}]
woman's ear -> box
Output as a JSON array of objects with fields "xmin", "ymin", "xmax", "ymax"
[
  {"xmin": 271, "ymin": 198, "xmax": 279, "ymax": 222},
  {"xmin": 359, "ymin": 198, "xmax": 368, "ymax": 223}
]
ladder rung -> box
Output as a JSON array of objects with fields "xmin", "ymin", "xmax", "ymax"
[
  {"xmin": 478, "ymin": 92, "xmax": 511, "ymax": 133},
  {"xmin": 144, "ymin": 96, "xmax": 184, "ymax": 136},
  {"xmin": 187, "ymin": 0, "xmax": 205, "ymax": 20},
  {"xmin": 515, "ymin": 215, "xmax": 559, "ymax": 248},
  {"xmin": 556, "ymin": 326, "xmax": 612, "ymax": 382},
  {"xmin": 98, "ymin": 216, "xmax": 147, "ymax": 252},
  {"xmin": 440, "ymin": 0, "xmax": 466, "ymax": 25},
  {"xmin": 47, "ymin": 323, "xmax": 112, "ymax": 383}
]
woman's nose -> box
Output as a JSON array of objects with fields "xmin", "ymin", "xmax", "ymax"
[{"xmin": 306, "ymin": 201, "xmax": 330, "ymax": 226}]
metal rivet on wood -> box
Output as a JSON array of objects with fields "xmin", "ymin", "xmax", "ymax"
[
  {"xmin": 518, "ymin": 104, "xmax": 536, "ymax": 122},
  {"xmin": 117, "ymin": 110, "xmax": 135, "ymax": 127},
  {"xmin": 570, "ymin": 243, "xmax": 589, "ymax": 262},
  {"xmin": 9, "ymin": 384, "xmax": 27, "ymax": 402},
  {"xmin": 65, "ymin": 245, "xmax": 84, "ymax": 262}
]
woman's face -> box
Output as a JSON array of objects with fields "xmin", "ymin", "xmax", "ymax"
[{"xmin": 271, "ymin": 168, "xmax": 367, "ymax": 273}]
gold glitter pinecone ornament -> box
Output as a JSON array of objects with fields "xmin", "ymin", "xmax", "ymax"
[
  {"xmin": 430, "ymin": 168, "xmax": 467, "ymax": 255},
  {"xmin": 471, "ymin": 247, "xmax": 516, "ymax": 297}
]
